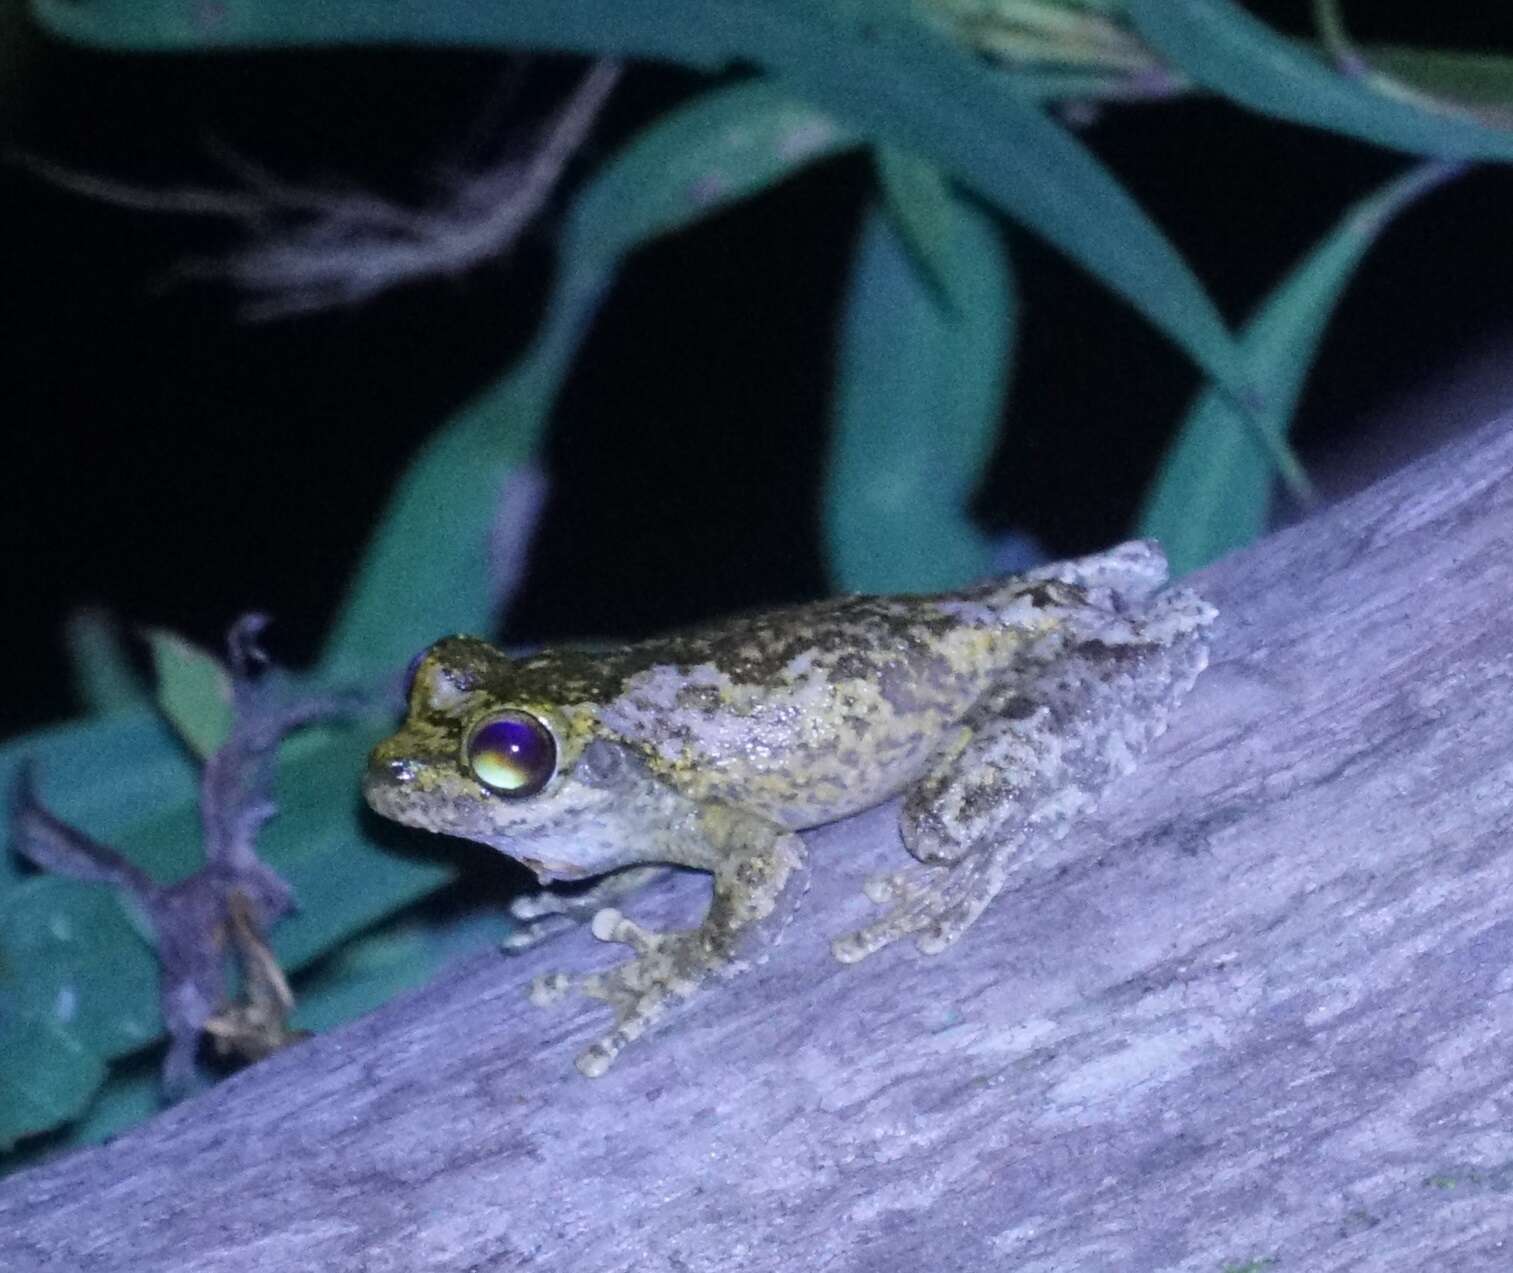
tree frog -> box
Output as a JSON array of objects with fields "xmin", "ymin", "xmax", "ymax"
[{"xmin": 364, "ymin": 540, "xmax": 1215, "ymax": 1076}]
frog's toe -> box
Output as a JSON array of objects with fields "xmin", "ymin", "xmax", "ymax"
[
  {"xmin": 528, "ymin": 969, "xmax": 576, "ymax": 1005},
  {"xmin": 834, "ymin": 843, "xmax": 1014, "ymax": 963},
  {"xmin": 589, "ymin": 906, "xmax": 662, "ymax": 956},
  {"xmin": 861, "ymin": 867, "xmax": 916, "ymax": 905},
  {"xmin": 506, "ymin": 866, "xmax": 671, "ymax": 952},
  {"xmin": 832, "ymin": 888, "xmax": 930, "ymax": 962},
  {"xmin": 912, "ymin": 888, "xmax": 994, "ymax": 954},
  {"xmin": 527, "ymin": 920, "xmax": 724, "ymax": 1075},
  {"xmin": 526, "ymin": 959, "xmax": 675, "ymax": 1077},
  {"xmin": 503, "ymin": 912, "xmax": 578, "ymax": 952}
]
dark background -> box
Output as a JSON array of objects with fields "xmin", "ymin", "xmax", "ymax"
[{"xmin": 6, "ymin": 2, "xmax": 1513, "ymax": 737}]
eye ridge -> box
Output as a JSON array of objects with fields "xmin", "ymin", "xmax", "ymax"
[{"xmin": 464, "ymin": 708, "xmax": 558, "ymax": 799}]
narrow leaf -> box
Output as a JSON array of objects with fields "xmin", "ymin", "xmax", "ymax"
[
  {"xmin": 1363, "ymin": 44, "xmax": 1513, "ymax": 109},
  {"xmin": 317, "ymin": 400, "xmax": 541, "ymax": 680},
  {"xmin": 826, "ymin": 194, "xmax": 1015, "ymax": 593},
  {"xmin": 1130, "ymin": 0, "xmax": 1513, "ymax": 162},
  {"xmin": 0, "ymin": 712, "xmax": 197, "ymax": 893},
  {"xmin": 874, "ymin": 147, "xmax": 959, "ymax": 304},
  {"xmin": 1137, "ymin": 163, "xmax": 1455, "ymax": 574},
  {"xmin": 144, "ymin": 629, "xmax": 233, "ymax": 760},
  {"xmin": 32, "ymin": 0, "xmax": 1245, "ymax": 391},
  {"xmin": 568, "ymin": 78, "xmax": 856, "ymax": 262},
  {"xmin": 320, "ymin": 80, "xmax": 856, "ymax": 679},
  {"xmin": 63, "ymin": 609, "xmax": 146, "ymax": 717}
]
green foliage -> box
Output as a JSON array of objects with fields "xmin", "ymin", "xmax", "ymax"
[
  {"xmin": 144, "ymin": 629, "xmax": 233, "ymax": 760},
  {"xmin": 1128, "ymin": 0, "xmax": 1513, "ymax": 161},
  {"xmin": 0, "ymin": 705, "xmax": 456, "ymax": 1152},
  {"xmin": 1137, "ymin": 162, "xmax": 1453, "ymax": 574},
  {"xmin": 1369, "ymin": 44, "xmax": 1513, "ymax": 107},
  {"xmin": 826, "ymin": 194, "xmax": 1014, "ymax": 593},
  {"xmin": 62, "ymin": 609, "xmax": 145, "ymax": 718},
  {"xmin": 0, "ymin": 1009, "xmax": 105, "ymax": 1150},
  {"xmin": 31, "ymin": 0, "xmax": 1246, "ymax": 393},
  {"xmin": 10, "ymin": 0, "xmax": 1513, "ymax": 1160},
  {"xmin": 874, "ymin": 147, "xmax": 961, "ymax": 304}
]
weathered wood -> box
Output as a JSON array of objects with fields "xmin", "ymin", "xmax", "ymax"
[{"xmin": 5, "ymin": 416, "xmax": 1513, "ymax": 1272}]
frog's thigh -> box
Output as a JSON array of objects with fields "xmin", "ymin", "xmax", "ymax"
[
  {"xmin": 535, "ymin": 814, "xmax": 809, "ymax": 1077},
  {"xmin": 841, "ymin": 609, "xmax": 1210, "ymax": 962},
  {"xmin": 900, "ymin": 698, "xmax": 1067, "ymax": 866}
]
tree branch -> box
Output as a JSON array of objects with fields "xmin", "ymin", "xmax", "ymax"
[{"xmin": 6, "ymin": 415, "xmax": 1513, "ymax": 1269}]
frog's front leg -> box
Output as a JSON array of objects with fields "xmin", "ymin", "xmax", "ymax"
[
  {"xmin": 532, "ymin": 808, "xmax": 809, "ymax": 1076},
  {"xmin": 502, "ymin": 865, "xmax": 671, "ymax": 951},
  {"xmin": 834, "ymin": 586, "xmax": 1213, "ymax": 963}
]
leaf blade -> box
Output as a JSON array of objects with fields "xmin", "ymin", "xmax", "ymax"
[
  {"xmin": 1137, "ymin": 162, "xmax": 1455, "ymax": 573},
  {"xmin": 826, "ymin": 191, "xmax": 1015, "ymax": 593},
  {"xmin": 145, "ymin": 629, "xmax": 233, "ymax": 760},
  {"xmin": 319, "ymin": 80, "xmax": 857, "ymax": 680},
  {"xmin": 1129, "ymin": 0, "xmax": 1513, "ymax": 162},
  {"xmin": 31, "ymin": 0, "xmax": 1244, "ymax": 390}
]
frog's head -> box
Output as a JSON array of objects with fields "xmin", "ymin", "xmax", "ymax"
[{"xmin": 364, "ymin": 636, "xmax": 681, "ymax": 882}]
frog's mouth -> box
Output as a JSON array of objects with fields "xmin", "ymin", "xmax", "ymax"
[{"xmin": 517, "ymin": 855, "xmax": 591, "ymax": 884}]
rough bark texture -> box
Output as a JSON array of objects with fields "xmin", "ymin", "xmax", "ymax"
[{"xmin": 5, "ymin": 416, "xmax": 1513, "ymax": 1272}]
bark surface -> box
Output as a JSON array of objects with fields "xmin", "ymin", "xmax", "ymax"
[{"xmin": 4, "ymin": 417, "xmax": 1513, "ymax": 1272}]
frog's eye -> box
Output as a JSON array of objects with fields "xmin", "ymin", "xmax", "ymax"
[{"xmin": 465, "ymin": 710, "xmax": 557, "ymax": 798}]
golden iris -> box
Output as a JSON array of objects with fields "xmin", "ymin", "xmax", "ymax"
[{"xmin": 466, "ymin": 710, "xmax": 556, "ymax": 798}]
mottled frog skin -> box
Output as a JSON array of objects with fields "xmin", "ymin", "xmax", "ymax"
[{"xmin": 364, "ymin": 540, "xmax": 1215, "ymax": 1076}]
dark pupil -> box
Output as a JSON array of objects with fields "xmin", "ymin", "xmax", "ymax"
[{"xmin": 467, "ymin": 712, "xmax": 555, "ymax": 798}]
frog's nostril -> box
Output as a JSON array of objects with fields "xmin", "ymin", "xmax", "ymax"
[
  {"xmin": 385, "ymin": 758, "xmax": 416, "ymax": 782},
  {"xmin": 365, "ymin": 751, "xmax": 415, "ymax": 786}
]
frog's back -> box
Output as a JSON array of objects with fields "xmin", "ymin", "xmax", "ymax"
[{"xmin": 550, "ymin": 580, "xmax": 1069, "ymax": 828}]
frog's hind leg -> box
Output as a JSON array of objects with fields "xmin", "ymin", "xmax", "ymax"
[
  {"xmin": 531, "ymin": 811, "xmax": 809, "ymax": 1076},
  {"xmin": 833, "ymin": 585, "xmax": 1213, "ymax": 963}
]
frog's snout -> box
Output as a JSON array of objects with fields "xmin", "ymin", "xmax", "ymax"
[
  {"xmin": 362, "ymin": 746, "xmax": 416, "ymax": 816},
  {"xmin": 369, "ymin": 755, "xmax": 417, "ymax": 786}
]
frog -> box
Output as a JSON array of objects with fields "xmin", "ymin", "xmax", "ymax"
[{"xmin": 363, "ymin": 540, "xmax": 1215, "ymax": 1077}]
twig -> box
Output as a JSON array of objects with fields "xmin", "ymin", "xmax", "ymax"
[
  {"xmin": 10, "ymin": 617, "xmax": 366, "ymax": 1097},
  {"xmin": 16, "ymin": 59, "xmax": 623, "ymax": 319}
]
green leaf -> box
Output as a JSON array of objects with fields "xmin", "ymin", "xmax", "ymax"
[
  {"xmin": 31, "ymin": 0, "xmax": 1245, "ymax": 392},
  {"xmin": 26, "ymin": 0, "xmax": 737, "ymax": 63},
  {"xmin": 0, "ymin": 1011, "xmax": 106, "ymax": 1150},
  {"xmin": 0, "ymin": 877, "xmax": 159, "ymax": 1058},
  {"xmin": 56, "ymin": 1051, "xmax": 161, "ymax": 1150},
  {"xmin": 144, "ymin": 629, "xmax": 233, "ymax": 760},
  {"xmin": 320, "ymin": 79, "xmax": 856, "ymax": 680},
  {"xmin": 1363, "ymin": 44, "xmax": 1513, "ymax": 108},
  {"xmin": 317, "ymin": 402, "xmax": 540, "ymax": 680},
  {"xmin": 1129, "ymin": 0, "xmax": 1513, "ymax": 162},
  {"xmin": 567, "ymin": 78, "xmax": 856, "ymax": 263},
  {"xmin": 63, "ymin": 608, "xmax": 146, "ymax": 718},
  {"xmin": 873, "ymin": 147, "xmax": 959, "ymax": 304},
  {"xmin": 826, "ymin": 194, "xmax": 1015, "ymax": 593},
  {"xmin": 1137, "ymin": 163, "xmax": 1453, "ymax": 574},
  {"xmin": 0, "ymin": 711, "xmax": 198, "ymax": 893}
]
